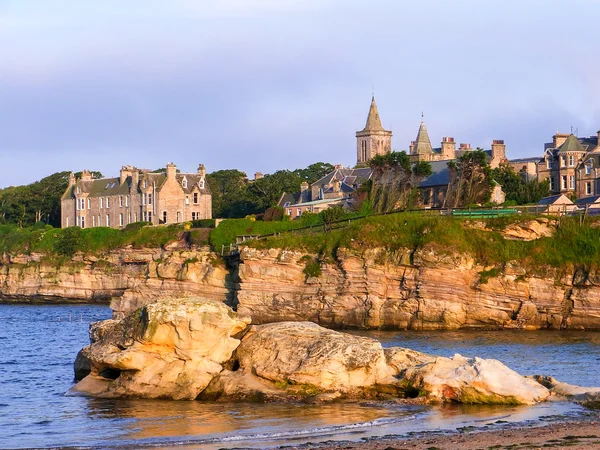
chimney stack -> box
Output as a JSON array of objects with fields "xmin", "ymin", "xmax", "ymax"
[
  {"xmin": 166, "ymin": 162, "xmax": 177, "ymax": 179},
  {"xmin": 131, "ymin": 169, "xmax": 139, "ymax": 192},
  {"xmin": 197, "ymin": 164, "xmax": 206, "ymax": 177},
  {"xmin": 80, "ymin": 170, "xmax": 92, "ymax": 181},
  {"xmin": 441, "ymin": 137, "xmax": 456, "ymax": 160},
  {"xmin": 490, "ymin": 140, "xmax": 507, "ymax": 168},
  {"xmin": 254, "ymin": 172, "xmax": 263, "ymax": 180},
  {"xmin": 120, "ymin": 165, "xmax": 133, "ymax": 185},
  {"xmin": 301, "ymin": 181, "xmax": 309, "ymax": 192},
  {"xmin": 68, "ymin": 172, "xmax": 76, "ymax": 186}
]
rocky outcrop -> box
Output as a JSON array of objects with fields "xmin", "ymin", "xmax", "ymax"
[
  {"xmin": 71, "ymin": 298, "xmax": 553, "ymax": 405},
  {"xmin": 0, "ymin": 248, "xmax": 232, "ymax": 314},
  {"xmin": 69, "ymin": 298, "xmax": 250, "ymax": 399},
  {"xmin": 532, "ymin": 375, "xmax": 600, "ymax": 408},
  {"xmin": 236, "ymin": 246, "xmax": 600, "ymax": 330}
]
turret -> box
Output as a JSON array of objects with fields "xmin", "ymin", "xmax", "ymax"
[{"xmin": 355, "ymin": 96, "xmax": 392, "ymax": 165}]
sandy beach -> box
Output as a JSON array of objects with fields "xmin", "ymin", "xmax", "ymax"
[{"xmin": 306, "ymin": 418, "xmax": 600, "ymax": 450}]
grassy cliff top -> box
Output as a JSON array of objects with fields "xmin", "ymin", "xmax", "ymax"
[{"xmin": 244, "ymin": 213, "xmax": 600, "ymax": 271}]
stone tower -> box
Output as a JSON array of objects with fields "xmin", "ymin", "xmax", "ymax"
[
  {"xmin": 356, "ymin": 96, "xmax": 392, "ymax": 165},
  {"xmin": 409, "ymin": 119, "xmax": 434, "ymax": 160}
]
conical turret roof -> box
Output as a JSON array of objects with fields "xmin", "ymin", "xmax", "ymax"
[
  {"xmin": 558, "ymin": 134, "xmax": 586, "ymax": 153},
  {"xmin": 362, "ymin": 96, "xmax": 385, "ymax": 131},
  {"xmin": 413, "ymin": 120, "xmax": 433, "ymax": 154}
]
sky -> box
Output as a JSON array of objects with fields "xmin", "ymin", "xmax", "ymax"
[{"xmin": 1, "ymin": 0, "xmax": 600, "ymax": 187}]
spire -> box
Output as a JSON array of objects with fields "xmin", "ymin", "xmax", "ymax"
[
  {"xmin": 362, "ymin": 96, "xmax": 384, "ymax": 131},
  {"xmin": 413, "ymin": 119, "xmax": 433, "ymax": 154}
]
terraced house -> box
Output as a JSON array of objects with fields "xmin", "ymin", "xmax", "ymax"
[{"xmin": 61, "ymin": 163, "xmax": 211, "ymax": 229}]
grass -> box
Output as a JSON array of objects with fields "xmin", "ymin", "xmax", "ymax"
[
  {"xmin": 245, "ymin": 213, "xmax": 600, "ymax": 274},
  {"xmin": 0, "ymin": 222, "xmax": 211, "ymax": 256}
]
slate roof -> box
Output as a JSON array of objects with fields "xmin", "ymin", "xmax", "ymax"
[
  {"xmin": 558, "ymin": 134, "xmax": 587, "ymax": 153},
  {"xmin": 575, "ymin": 195, "xmax": 600, "ymax": 205},
  {"xmin": 538, "ymin": 194, "xmax": 572, "ymax": 205},
  {"xmin": 418, "ymin": 161, "xmax": 451, "ymax": 188}
]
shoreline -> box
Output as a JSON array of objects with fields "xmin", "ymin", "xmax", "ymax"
[{"xmin": 305, "ymin": 413, "xmax": 600, "ymax": 450}]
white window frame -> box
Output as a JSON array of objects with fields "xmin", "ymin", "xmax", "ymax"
[
  {"xmin": 100, "ymin": 198, "xmax": 104, "ymax": 208},
  {"xmin": 119, "ymin": 213, "xmax": 123, "ymax": 227},
  {"xmin": 125, "ymin": 195, "xmax": 129, "ymax": 207},
  {"xmin": 297, "ymin": 208, "xmax": 302, "ymax": 216},
  {"xmin": 81, "ymin": 216, "xmax": 85, "ymax": 229},
  {"xmin": 561, "ymin": 156, "xmax": 566, "ymax": 168},
  {"xmin": 549, "ymin": 177, "xmax": 555, "ymax": 191},
  {"xmin": 561, "ymin": 176, "xmax": 567, "ymax": 190},
  {"xmin": 193, "ymin": 192, "xmax": 198, "ymax": 204},
  {"xmin": 106, "ymin": 197, "xmax": 110, "ymax": 208},
  {"xmin": 148, "ymin": 193, "xmax": 152, "ymax": 205},
  {"xmin": 185, "ymin": 196, "xmax": 190, "ymax": 205},
  {"xmin": 569, "ymin": 175, "xmax": 575, "ymax": 189},
  {"xmin": 569, "ymin": 155, "xmax": 575, "ymax": 167},
  {"xmin": 106, "ymin": 215, "xmax": 110, "ymax": 227},
  {"xmin": 87, "ymin": 198, "xmax": 91, "ymax": 209},
  {"xmin": 92, "ymin": 216, "xmax": 96, "ymax": 227},
  {"xmin": 287, "ymin": 209, "xmax": 292, "ymax": 216},
  {"xmin": 119, "ymin": 196, "xmax": 123, "ymax": 207}
]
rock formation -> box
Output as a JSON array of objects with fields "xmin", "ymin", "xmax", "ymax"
[{"xmin": 71, "ymin": 298, "xmax": 555, "ymax": 405}]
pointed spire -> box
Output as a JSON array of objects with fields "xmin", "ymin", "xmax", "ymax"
[
  {"xmin": 413, "ymin": 118, "xmax": 433, "ymax": 154},
  {"xmin": 362, "ymin": 96, "xmax": 385, "ymax": 132}
]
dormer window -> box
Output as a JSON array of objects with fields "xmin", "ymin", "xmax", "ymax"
[
  {"xmin": 76, "ymin": 186, "xmax": 81, "ymax": 194},
  {"xmin": 586, "ymin": 165, "xmax": 592, "ymax": 175},
  {"xmin": 199, "ymin": 180, "xmax": 205, "ymax": 189},
  {"xmin": 182, "ymin": 177, "xmax": 188, "ymax": 189},
  {"xmin": 546, "ymin": 158, "xmax": 552, "ymax": 170},
  {"xmin": 143, "ymin": 180, "xmax": 147, "ymax": 189}
]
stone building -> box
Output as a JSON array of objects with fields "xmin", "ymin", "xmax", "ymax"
[
  {"xmin": 408, "ymin": 119, "xmax": 507, "ymax": 168},
  {"xmin": 537, "ymin": 132, "xmax": 600, "ymax": 196},
  {"xmin": 61, "ymin": 163, "xmax": 211, "ymax": 229},
  {"xmin": 356, "ymin": 96, "xmax": 392, "ymax": 166}
]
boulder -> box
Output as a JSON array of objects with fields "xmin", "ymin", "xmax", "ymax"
[
  {"xmin": 401, "ymin": 354, "xmax": 550, "ymax": 405},
  {"xmin": 69, "ymin": 297, "xmax": 250, "ymax": 400},
  {"xmin": 532, "ymin": 375, "xmax": 600, "ymax": 408},
  {"xmin": 233, "ymin": 322, "xmax": 399, "ymax": 396}
]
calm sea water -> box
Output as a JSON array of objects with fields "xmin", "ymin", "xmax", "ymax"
[{"xmin": 0, "ymin": 304, "xmax": 598, "ymax": 449}]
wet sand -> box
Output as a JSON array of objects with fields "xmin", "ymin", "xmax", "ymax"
[{"xmin": 307, "ymin": 418, "xmax": 600, "ymax": 450}]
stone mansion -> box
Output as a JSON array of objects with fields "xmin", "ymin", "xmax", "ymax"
[{"xmin": 61, "ymin": 163, "xmax": 211, "ymax": 229}]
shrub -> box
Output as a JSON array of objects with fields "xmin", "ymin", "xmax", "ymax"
[
  {"xmin": 320, "ymin": 206, "xmax": 346, "ymax": 225},
  {"xmin": 303, "ymin": 259, "xmax": 322, "ymax": 278},
  {"xmin": 54, "ymin": 227, "xmax": 83, "ymax": 256},
  {"xmin": 190, "ymin": 219, "xmax": 216, "ymax": 229},
  {"xmin": 264, "ymin": 206, "xmax": 284, "ymax": 222}
]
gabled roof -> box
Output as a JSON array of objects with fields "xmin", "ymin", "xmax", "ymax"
[
  {"xmin": 413, "ymin": 121, "xmax": 433, "ymax": 154},
  {"xmin": 419, "ymin": 161, "xmax": 450, "ymax": 188},
  {"xmin": 575, "ymin": 195, "xmax": 600, "ymax": 205},
  {"xmin": 538, "ymin": 194, "xmax": 573, "ymax": 205},
  {"xmin": 361, "ymin": 96, "xmax": 386, "ymax": 132},
  {"xmin": 558, "ymin": 134, "xmax": 586, "ymax": 153}
]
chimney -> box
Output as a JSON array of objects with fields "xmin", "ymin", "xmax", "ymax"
[
  {"xmin": 553, "ymin": 133, "xmax": 569, "ymax": 149},
  {"xmin": 409, "ymin": 141, "xmax": 416, "ymax": 154},
  {"xmin": 490, "ymin": 140, "xmax": 506, "ymax": 168},
  {"xmin": 80, "ymin": 170, "xmax": 92, "ymax": 181},
  {"xmin": 131, "ymin": 169, "xmax": 139, "ymax": 192},
  {"xmin": 197, "ymin": 164, "xmax": 206, "ymax": 177},
  {"xmin": 459, "ymin": 143, "xmax": 471, "ymax": 151},
  {"xmin": 68, "ymin": 172, "xmax": 76, "ymax": 186},
  {"xmin": 166, "ymin": 162, "xmax": 177, "ymax": 179},
  {"xmin": 334, "ymin": 164, "xmax": 343, "ymax": 170},
  {"xmin": 441, "ymin": 137, "xmax": 456, "ymax": 159},
  {"xmin": 120, "ymin": 165, "xmax": 133, "ymax": 185},
  {"xmin": 597, "ymin": 130, "xmax": 600, "ymax": 144},
  {"xmin": 301, "ymin": 181, "xmax": 309, "ymax": 192},
  {"xmin": 254, "ymin": 172, "xmax": 263, "ymax": 180}
]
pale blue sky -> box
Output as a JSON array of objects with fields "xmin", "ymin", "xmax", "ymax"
[{"xmin": 1, "ymin": 0, "xmax": 599, "ymax": 187}]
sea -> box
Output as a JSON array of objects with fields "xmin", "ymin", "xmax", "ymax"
[{"xmin": 0, "ymin": 303, "xmax": 598, "ymax": 449}]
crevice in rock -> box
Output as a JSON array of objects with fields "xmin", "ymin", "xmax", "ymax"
[
  {"xmin": 561, "ymin": 289, "xmax": 574, "ymax": 330},
  {"xmin": 99, "ymin": 367, "xmax": 121, "ymax": 380}
]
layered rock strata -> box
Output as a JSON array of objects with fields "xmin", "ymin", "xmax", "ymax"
[
  {"xmin": 236, "ymin": 247, "xmax": 600, "ymax": 330},
  {"xmin": 71, "ymin": 298, "xmax": 553, "ymax": 405}
]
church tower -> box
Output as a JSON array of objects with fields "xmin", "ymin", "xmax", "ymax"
[
  {"xmin": 409, "ymin": 118, "xmax": 434, "ymax": 161},
  {"xmin": 356, "ymin": 96, "xmax": 392, "ymax": 166}
]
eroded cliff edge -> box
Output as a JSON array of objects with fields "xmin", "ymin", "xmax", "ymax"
[{"xmin": 2, "ymin": 218, "xmax": 600, "ymax": 330}]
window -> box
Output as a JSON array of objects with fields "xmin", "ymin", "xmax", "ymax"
[
  {"xmin": 143, "ymin": 180, "xmax": 147, "ymax": 188},
  {"xmin": 125, "ymin": 195, "xmax": 129, "ymax": 207},
  {"xmin": 185, "ymin": 196, "xmax": 189, "ymax": 205},
  {"xmin": 66, "ymin": 217, "xmax": 70, "ymax": 227},
  {"xmin": 143, "ymin": 211, "xmax": 147, "ymax": 221},
  {"xmin": 148, "ymin": 194, "xmax": 152, "ymax": 205},
  {"xmin": 162, "ymin": 211, "xmax": 167, "ymax": 223},
  {"xmin": 119, "ymin": 214, "xmax": 123, "ymax": 227},
  {"xmin": 76, "ymin": 216, "xmax": 80, "ymax": 226},
  {"xmin": 569, "ymin": 155, "xmax": 575, "ymax": 167},
  {"xmin": 133, "ymin": 213, "xmax": 137, "ymax": 222},
  {"xmin": 76, "ymin": 187, "xmax": 81, "ymax": 194},
  {"xmin": 106, "ymin": 215, "xmax": 110, "ymax": 227},
  {"xmin": 142, "ymin": 193, "xmax": 146, "ymax": 205},
  {"xmin": 87, "ymin": 198, "xmax": 91, "ymax": 209},
  {"xmin": 177, "ymin": 212, "xmax": 181, "ymax": 223},
  {"xmin": 546, "ymin": 158, "xmax": 552, "ymax": 169},
  {"xmin": 586, "ymin": 165, "xmax": 591, "ymax": 175},
  {"xmin": 92, "ymin": 216, "xmax": 96, "ymax": 227},
  {"xmin": 148, "ymin": 212, "xmax": 152, "ymax": 222},
  {"xmin": 569, "ymin": 176, "xmax": 575, "ymax": 190},
  {"xmin": 199, "ymin": 180, "xmax": 204, "ymax": 189},
  {"xmin": 192, "ymin": 212, "xmax": 196, "ymax": 220},
  {"xmin": 284, "ymin": 202, "xmax": 290, "ymax": 207},
  {"xmin": 76, "ymin": 199, "xmax": 80, "ymax": 211},
  {"xmin": 81, "ymin": 217, "xmax": 85, "ymax": 229},
  {"xmin": 287, "ymin": 209, "xmax": 292, "ymax": 216},
  {"xmin": 119, "ymin": 196, "xmax": 123, "ymax": 207},
  {"xmin": 297, "ymin": 208, "xmax": 302, "ymax": 216},
  {"xmin": 98, "ymin": 215, "xmax": 100, "ymax": 226},
  {"xmin": 549, "ymin": 177, "xmax": 555, "ymax": 191},
  {"xmin": 100, "ymin": 198, "xmax": 104, "ymax": 208},
  {"xmin": 182, "ymin": 178, "xmax": 188, "ymax": 189},
  {"xmin": 586, "ymin": 182, "xmax": 592, "ymax": 195},
  {"xmin": 561, "ymin": 156, "xmax": 566, "ymax": 168},
  {"xmin": 193, "ymin": 193, "xmax": 198, "ymax": 204},
  {"xmin": 106, "ymin": 197, "xmax": 110, "ymax": 208},
  {"xmin": 128, "ymin": 213, "xmax": 131, "ymax": 224},
  {"xmin": 561, "ymin": 176, "xmax": 567, "ymax": 190}
]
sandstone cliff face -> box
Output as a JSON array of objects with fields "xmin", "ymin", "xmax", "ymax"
[
  {"xmin": 236, "ymin": 247, "xmax": 600, "ymax": 330},
  {"xmin": 0, "ymin": 248, "xmax": 232, "ymax": 314}
]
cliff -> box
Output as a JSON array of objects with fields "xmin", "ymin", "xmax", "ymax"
[
  {"xmin": 236, "ymin": 246, "xmax": 600, "ymax": 330},
  {"xmin": 0, "ymin": 247, "xmax": 233, "ymax": 314}
]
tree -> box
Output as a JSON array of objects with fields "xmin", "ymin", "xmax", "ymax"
[
  {"xmin": 74, "ymin": 171, "xmax": 103, "ymax": 179},
  {"xmin": 492, "ymin": 164, "xmax": 549, "ymax": 204},
  {"xmin": 247, "ymin": 170, "xmax": 304, "ymax": 212},
  {"xmin": 445, "ymin": 149, "xmax": 493, "ymax": 208},
  {"xmin": 368, "ymin": 151, "xmax": 432, "ymax": 213},
  {"xmin": 293, "ymin": 162, "xmax": 335, "ymax": 184},
  {"xmin": 206, "ymin": 170, "xmax": 254, "ymax": 218}
]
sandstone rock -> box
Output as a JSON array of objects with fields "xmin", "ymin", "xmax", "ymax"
[
  {"xmin": 501, "ymin": 219, "xmax": 555, "ymax": 241},
  {"xmin": 233, "ymin": 322, "xmax": 398, "ymax": 396},
  {"xmin": 69, "ymin": 297, "xmax": 250, "ymax": 400},
  {"xmin": 401, "ymin": 354, "xmax": 550, "ymax": 405},
  {"xmin": 532, "ymin": 375, "xmax": 600, "ymax": 408}
]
